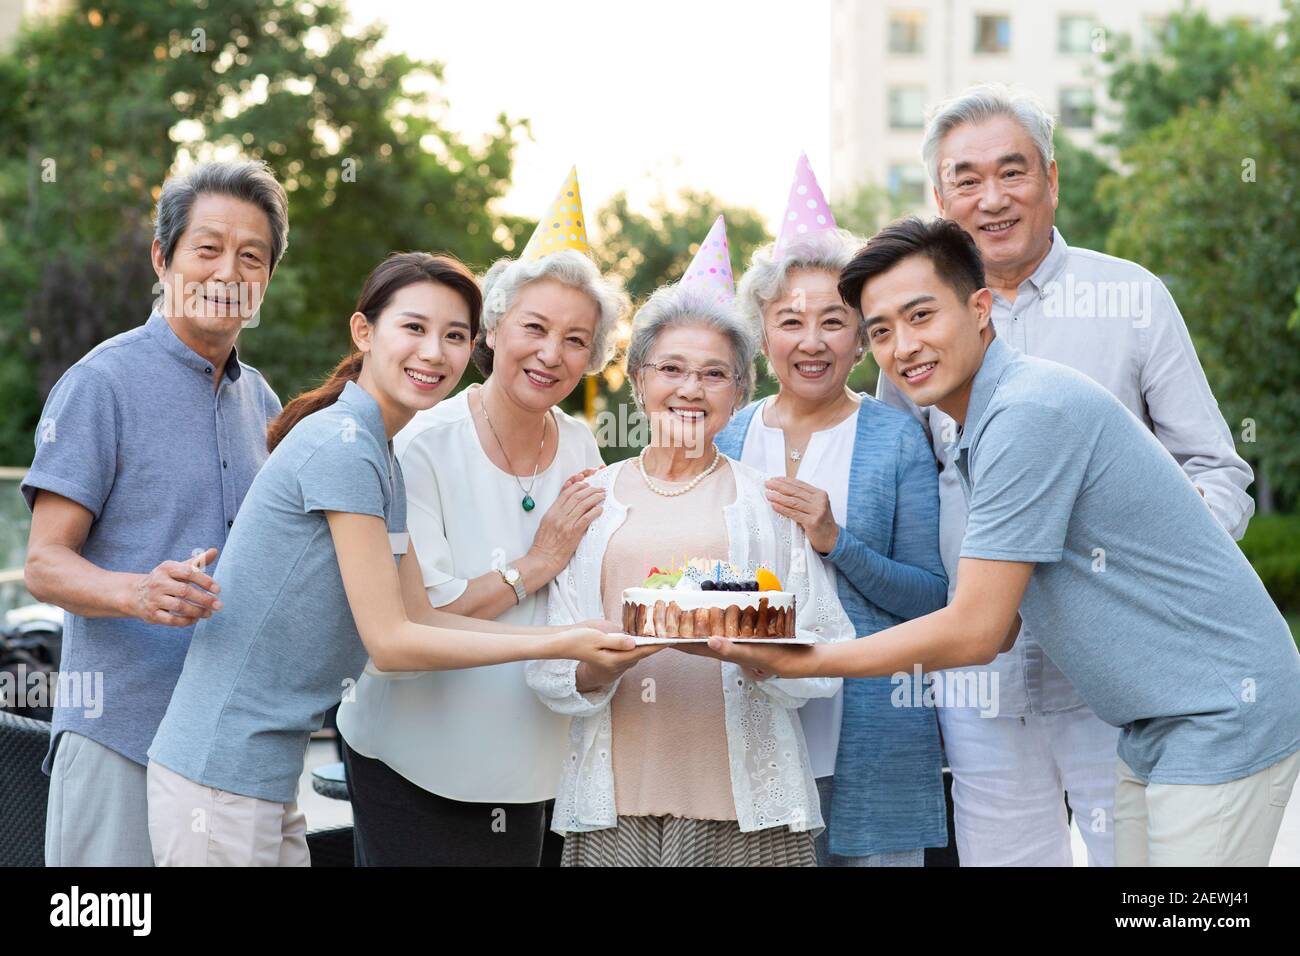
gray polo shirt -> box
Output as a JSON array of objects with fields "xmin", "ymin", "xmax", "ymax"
[
  {"xmin": 148, "ymin": 380, "xmax": 407, "ymax": 803},
  {"xmin": 20, "ymin": 312, "xmax": 281, "ymax": 770},
  {"xmin": 879, "ymin": 228, "xmax": 1255, "ymax": 715},
  {"xmin": 955, "ymin": 337, "xmax": 1300, "ymax": 785}
]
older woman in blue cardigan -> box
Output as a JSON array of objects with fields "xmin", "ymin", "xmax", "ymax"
[{"xmin": 715, "ymin": 225, "xmax": 948, "ymax": 866}]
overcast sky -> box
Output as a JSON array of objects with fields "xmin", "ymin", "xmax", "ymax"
[{"xmin": 355, "ymin": 0, "xmax": 832, "ymax": 237}]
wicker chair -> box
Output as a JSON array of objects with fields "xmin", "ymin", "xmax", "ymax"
[{"xmin": 0, "ymin": 711, "xmax": 51, "ymax": 867}]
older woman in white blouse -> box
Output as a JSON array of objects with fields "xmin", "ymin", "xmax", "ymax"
[
  {"xmin": 527, "ymin": 281, "xmax": 854, "ymax": 867},
  {"xmin": 337, "ymin": 249, "xmax": 631, "ymax": 866}
]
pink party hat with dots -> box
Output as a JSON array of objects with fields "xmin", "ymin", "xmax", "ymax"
[
  {"xmin": 774, "ymin": 152, "xmax": 837, "ymax": 256},
  {"xmin": 680, "ymin": 215, "xmax": 734, "ymax": 302}
]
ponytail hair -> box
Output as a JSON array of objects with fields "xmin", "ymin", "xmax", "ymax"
[{"xmin": 267, "ymin": 251, "xmax": 482, "ymax": 453}]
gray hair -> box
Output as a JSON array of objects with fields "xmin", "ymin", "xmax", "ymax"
[
  {"xmin": 479, "ymin": 249, "xmax": 629, "ymax": 374},
  {"xmin": 626, "ymin": 283, "xmax": 759, "ymax": 410},
  {"xmin": 922, "ymin": 83, "xmax": 1056, "ymax": 192},
  {"xmin": 154, "ymin": 159, "xmax": 290, "ymax": 271},
  {"xmin": 736, "ymin": 228, "xmax": 868, "ymax": 345}
]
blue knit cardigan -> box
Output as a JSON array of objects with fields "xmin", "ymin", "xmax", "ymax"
[{"xmin": 715, "ymin": 396, "xmax": 949, "ymax": 856}]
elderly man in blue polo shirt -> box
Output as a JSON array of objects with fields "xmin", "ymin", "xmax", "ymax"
[
  {"xmin": 709, "ymin": 217, "xmax": 1300, "ymax": 867},
  {"xmin": 22, "ymin": 159, "xmax": 288, "ymax": 866},
  {"xmin": 876, "ymin": 84, "xmax": 1256, "ymax": 867}
]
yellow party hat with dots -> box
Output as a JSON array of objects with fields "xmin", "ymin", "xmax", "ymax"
[{"xmin": 519, "ymin": 167, "xmax": 591, "ymax": 261}]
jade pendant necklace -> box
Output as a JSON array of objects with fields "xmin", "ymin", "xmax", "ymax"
[{"xmin": 478, "ymin": 388, "xmax": 549, "ymax": 512}]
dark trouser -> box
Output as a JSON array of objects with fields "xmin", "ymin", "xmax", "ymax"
[{"xmin": 343, "ymin": 742, "xmax": 549, "ymax": 866}]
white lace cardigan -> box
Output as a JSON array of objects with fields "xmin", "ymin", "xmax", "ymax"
[{"xmin": 525, "ymin": 456, "xmax": 854, "ymax": 835}]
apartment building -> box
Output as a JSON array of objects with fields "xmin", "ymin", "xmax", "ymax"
[{"xmin": 829, "ymin": 0, "xmax": 1285, "ymax": 211}]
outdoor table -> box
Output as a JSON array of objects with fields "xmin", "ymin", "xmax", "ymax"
[{"xmin": 311, "ymin": 761, "xmax": 349, "ymax": 801}]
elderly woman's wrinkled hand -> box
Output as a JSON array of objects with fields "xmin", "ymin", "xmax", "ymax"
[
  {"xmin": 764, "ymin": 477, "xmax": 840, "ymax": 555},
  {"xmin": 528, "ymin": 479, "xmax": 606, "ymax": 575}
]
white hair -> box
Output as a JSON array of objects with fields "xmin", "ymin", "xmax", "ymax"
[
  {"xmin": 736, "ymin": 228, "xmax": 867, "ymax": 345},
  {"xmin": 626, "ymin": 283, "xmax": 759, "ymax": 409},
  {"xmin": 478, "ymin": 249, "xmax": 629, "ymax": 374},
  {"xmin": 922, "ymin": 83, "xmax": 1056, "ymax": 191}
]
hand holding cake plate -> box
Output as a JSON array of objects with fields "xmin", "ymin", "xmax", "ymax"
[{"xmin": 697, "ymin": 634, "xmax": 818, "ymax": 679}]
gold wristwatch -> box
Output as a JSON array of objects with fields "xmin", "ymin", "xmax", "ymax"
[{"xmin": 498, "ymin": 565, "xmax": 527, "ymax": 604}]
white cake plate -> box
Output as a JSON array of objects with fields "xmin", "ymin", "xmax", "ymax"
[{"xmin": 617, "ymin": 634, "xmax": 815, "ymax": 646}]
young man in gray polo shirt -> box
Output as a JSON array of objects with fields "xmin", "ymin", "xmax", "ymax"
[
  {"xmin": 22, "ymin": 160, "xmax": 288, "ymax": 866},
  {"xmin": 710, "ymin": 217, "xmax": 1300, "ymax": 866},
  {"xmin": 877, "ymin": 84, "xmax": 1256, "ymax": 867}
]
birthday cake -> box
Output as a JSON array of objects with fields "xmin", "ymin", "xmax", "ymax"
[{"xmin": 621, "ymin": 559, "xmax": 796, "ymax": 639}]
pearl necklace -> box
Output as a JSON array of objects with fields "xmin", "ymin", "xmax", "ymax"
[{"xmin": 637, "ymin": 446, "xmax": 722, "ymax": 497}]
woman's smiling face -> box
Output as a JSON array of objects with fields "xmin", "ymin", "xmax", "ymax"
[
  {"xmin": 487, "ymin": 277, "xmax": 599, "ymax": 412},
  {"xmin": 637, "ymin": 322, "xmax": 742, "ymax": 455},
  {"xmin": 760, "ymin": 267, "xmax": 861, "ymax": 403},
  {"xmin": 361, "ymin": 280, "xmax": 474, "ymax": 413}
]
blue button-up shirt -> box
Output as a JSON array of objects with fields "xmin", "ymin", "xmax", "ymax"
[
  {"xmin": 21, "ymin": 312, "xmax": 282, "ymax": 769},
  {"xmin": 878, "ymin": 228, "xmax": 1255, "ymax": 715}
]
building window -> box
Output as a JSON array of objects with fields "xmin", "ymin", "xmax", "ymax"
[
  {"xmin": 889, "ymin": 10, "xmax": 926, "ymax": 54},
  {"xmin": 1059, "ymin": 87, "xmax": 1095, "ymax": 129},
  {"xmin": 888, "ymin": 164, "xmax": 928, "ymax": 208},
  {"xmin": 1058, "ymin": 15, "xmax": 1095, "ymax": 54},
  {"xmin": 974, "ymin": 14, "xmax": 1011, "ymax": 54},
  {"xmin": 888, "ymin": 87, "xmax": 927, "ymax": 129}
]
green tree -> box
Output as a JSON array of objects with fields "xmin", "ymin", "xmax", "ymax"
[
  {"xmin": 1051, "ymin": 128, "xmax": 1116, "ymax": 252},
  {"xmin": 1100, "ymin": 6, "xmax": 1277, "ymax": 150},
  {"xmin": 1102, "ymin": 45, "xmax": 1300, "ymax": 507},
  {"xmin": 1052, "ymin": 7, "xmax": 1278, "ymax": 254},
  {"xmin": 1055, "ymin": 4, "xmax": 1298, "ymax": 507},
  {"xmin": 593, "ymin": 188, "xmax": 769, "ymax": 302},
  {"xmin": 834, "ymin": 179, "xmax": 910, "ymax": 237},
  {"xmin": 0, "ymin": 0, "xmax": 525, "ymax": 465}
]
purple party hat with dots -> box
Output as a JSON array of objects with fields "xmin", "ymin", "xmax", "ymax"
[
  {"xmin": 773, "ymin": 152, "xmax": 837, "ymax": 257},
  {"xmin": 679, "ymin": 214, "xmax": 735, "ymax": 303}
]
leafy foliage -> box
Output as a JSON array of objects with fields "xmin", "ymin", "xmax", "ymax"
[
  {"xmin": 593, "ymin": 188, "xmax": 769, "ymax": 302},
  {"xmin": 0, "ymin": 0, "xmax": 525, "ymax": 463},
  {"xmin": 1100, "ymin": 6, "xmax": 1300, "ymax": 505}
]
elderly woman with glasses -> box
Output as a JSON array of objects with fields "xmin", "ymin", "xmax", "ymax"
[
  {"xmin": 713, "ymin": 220, "xmax": 949, "ymax": 867},
  {"xmin": 526, "ymin": 260, "xmax": 855, "ymax": 867}
]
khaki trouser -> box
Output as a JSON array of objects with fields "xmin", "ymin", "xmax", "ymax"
[
  {"xmin": 146, "ymin": 760, "xmax": 309, "ymax": 867},
  {"xmin": 46, "ymin": 732, "xmax": 155, "ymax": 867},
  {"xmin": 1114, "ymin": 748, "xmax": 1300, "ymax": 866}
]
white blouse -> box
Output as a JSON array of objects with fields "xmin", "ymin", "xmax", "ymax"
[
  {"xmin": 526, "ymin": 456, "xmax": 854, "ymax": 836},
  {"xmin": 336, "ymin": 387, "xmax": 603, "ymax": 804},
  {"xmin": 741, "ymin": 396, "xmax": 860, "ymax": 778}
]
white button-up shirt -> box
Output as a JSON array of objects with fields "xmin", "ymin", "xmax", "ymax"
[{"xmin": 878, "ymin": 227, "xmax": 1254, "ymax": 716}]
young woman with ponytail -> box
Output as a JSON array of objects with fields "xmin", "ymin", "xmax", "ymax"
[
  {"xmin": 144, "ymin": 251, "xmax": 641, "ymax": 866},
  {"xmin": 334, "ymin": 249, "xmax": 640, "ymax": 867}
]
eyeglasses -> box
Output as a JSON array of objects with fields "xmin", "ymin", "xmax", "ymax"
[{"xmin": 644, "ymin": 361, "xmax": 735, "ymax": 390}]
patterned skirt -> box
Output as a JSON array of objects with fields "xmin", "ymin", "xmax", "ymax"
[{"xmin": 561, "ymin": 815, "xmax": 818, "ymax": 867}]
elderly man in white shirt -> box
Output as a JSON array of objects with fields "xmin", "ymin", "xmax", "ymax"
[{"xmin": 877, "ymin": 84, "xmax": 1254, "ymax": 867}]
